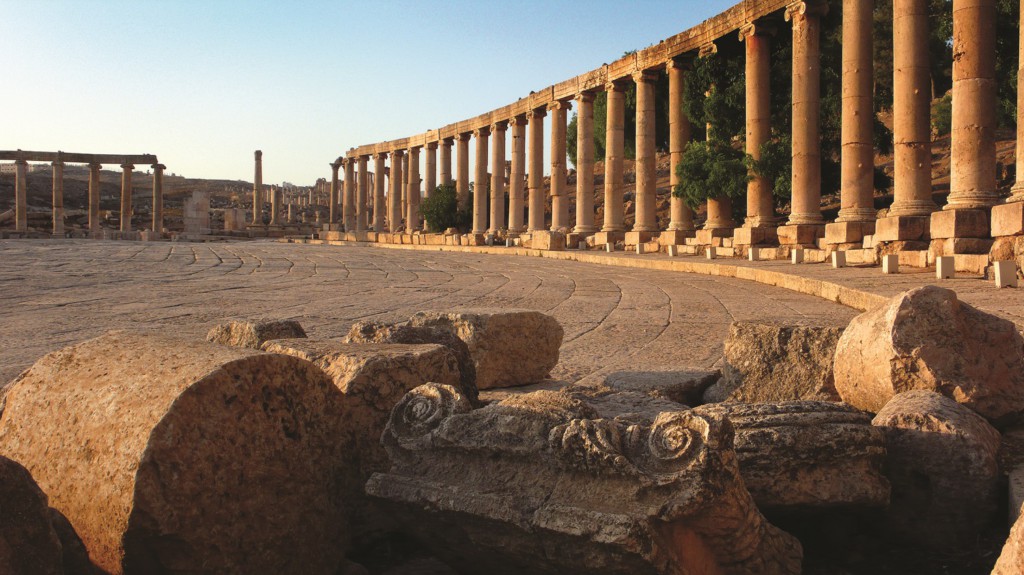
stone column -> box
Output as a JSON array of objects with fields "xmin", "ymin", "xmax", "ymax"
[
  {"xmin": 357, "ymin": 156, "xmax": 369, "ymax": 231},
  {"xmin": 1012, "ymin": 0, "xmax": 1024, "ymax": 202},
  {"xmin": 252, "ymin": 150, "xmax": 263, "ymax": 224},
  {"xmin": 389, "ymin": 150, "xmax": 403, "ymax": 232},
  {"xmin": 666, "ymin": 60, "xmax": 695, "ymax": 238},
  {"xmin": 490, "ymin": 121, "xmax": 507, "ymax": 233},
  {"xmin": 439, "ymin": 138, "xmax": 453, "ymax": 187},
  {"xmin": 343, "ymin": 158, "xmax": 356, "ymax": 230},
  {"xmin": 425, "ymin": 142, "xmax": 437, "ymax": 198},
  {"xmin": 633, "ymin": 70, "xmax": 658, "ymax": 234},
  {"xmin": 549, "ymin": 100, "xmax": 570, "ymax": 231},
  {"xmin": 574, "ymin": 92, "xmax": 597, "ymax": 234},
  {"xmin": 509, "ymin": 116, "xmax": 527, "ymax": 232},
  {"xmin": 51, "ymin": 159, "xmax": 64, "ymax": 236},
  {"xmin": 527, "ymin": 108, "xmax": 547, "ymax": 232},
  {"xmin": 602, "ymin": 81, "xmax": 626, "ymax": 236},
  {"xmin": 742, "ymin": 24, "xmax": 775, "ymax": 229},
  {"xmin": 456, "ymin": 133, "xmax": 470, "ymax": 210},
  {"xmin": 401, "ymin": 153, "xmax": 409, "ymax": 222},
  {"xmin": 373, "ymin": 153, "xmax": 387, "ymax": 231},
  {"xmin": 88, "ymin": 162, "xmax": 101, "ymax": 233},
  {"xmin": 407, "ymin": 147, "xmax": 421, "ymax": 232},
  {"xmin": 14, "ymin": 159, "xmax": 27, "ymax": 233},
  {"xmin": 779, "ymin": 1, "xmax": 827, "ymax": 246},
  {"xmin": 329, "ymin": 161, "xmax": 340, "ymax": 227},
  {"xmin": 151, "ymin": 163, "xmax": 164, "ymax": 233},
  {"xmin": 120, "ymin": 163, "xmax": 134, "ymax": 233},
  {"xmin": 270, "ymin": 185, "xmax": 281, "ymax": 225},
  {"xmin": 473, "ymin": 127, "xmax": 490, "ymax": 234}
]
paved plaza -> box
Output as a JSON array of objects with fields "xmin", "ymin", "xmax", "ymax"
[{"xmin": 0, "ymin": 239, "xmax": 859, "ymax": 386}]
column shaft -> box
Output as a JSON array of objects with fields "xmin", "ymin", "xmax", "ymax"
[
  {"xmin": 787, "ymin": 2, "xmax": 824, "ymax": 225},
  {"xmin": 329, "ymin": 162, "xmax": 340, "ymax": 226},
  {"xmin": 527, "ymin": 109, "xmax": 547, "ymax": 231},
  {"xmin": 838, "ymin": 0, "xmax": 877, "ymax": 222},
  {"xmin": 88, "ymin": 163, "xmax": 101, "ymax": 233},
  {"xmin": 634, "ymin": 71, "xmax": 657, "ymax": 232},
  {"xmin": 549, "ymin": 101, "xmax": 570, "ymax": 231},
  {"xmin": 743, "ymin": 27, "xmax": 775, "ymax": 227},
  {"xmin": 509, "ymin": 117, "xmax": 527, "ymax": 232},
  {"xmin": 357, "ymin": 156, "xmax": 369, "ymax": 231},
  {"xmin": 120, "ymin": 164, "xmax": 134, "ymax": 233},
  {"xmin": 407, "ymin": 147, "xmax": 421, "ymax": 232},
  {"xmin": 456, "ymin": 134, "xmax": 470, "ymax": 210},
  {"xmin": 252, "ymin": 150, "xmax": 263, "ymax": 224},
  {"xmin": 1013, "ymin": 0, "xmax": 1024, "ymax": 200},
  {"xmin": 439, "ymin": 139, "xmax": 453, "ymax": 187},
  {"xmin": 52, "ymin": 160, "xmax": 64, "ymax": 236},
  {"xmin": 425, "ymin": 143, "xmax": 437, "ymax": 198},
  {"xmin": 603, "ymin": 82, "xmax": 626, "ymax": 232},
  {"xmin": 343, "ymin": 159, "xmax": 356, "ymax": 230},
  {"xmin": 473, "ymin": 129, "xmax": 490, "ymax": 233},
  {"xmin": 946, "ymin": 0, "xmax": 998, "ymax": 209},
  {"xmin": 706, "ymin": 197, "xmax": 735, "ymax": 229},
  {"xmin": 490, "ymin": 122, "xmax": 507, "ymax": 233},
  {"xmin": 389, "ymin": 151, "xmax": 403, "ymax": 232},
  {"xmin": 401, "ymin": 154, "xmax": 409, "ymax": 222},
  {"xmin": 574, "ymin": 93, "xmax": 597, "ymax": 233},
  {"xmin": 270, "ymin": 185, "xmax": 280, "ymax": 225},
  {"xmin": 152, "ymin": 164, "xmax": 164, "ymax": 233},
  {"xmin": 14, "ymin": 160, "xmax": 27, "ymax": 233},
  {"xmin": 373, "ymin": 154, "xmax": 387, "ymax": 231},
  {"xmin": 668, "ymin": 61, "xmax": 695, "ymax": 232},
  {"xmin": 890, "ymin": 0, "xmax": 936, "ymax": 216}
]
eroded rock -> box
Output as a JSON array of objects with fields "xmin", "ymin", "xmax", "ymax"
[
  {"xmin": 701, "ymin": 402, "xmax": 889, "ymax": 510},
  {"xmin": 206, "ymin": 318, "xmax": 306, "ymax": 349},
  {"xmin": 834, "ymin": 286, "xmax": 1024, "ymax": 425},
  {"xmin": 407, "ymin": 310, "xmax": 563, "ymax": 389},
  {"xmin": 0, "ymin": 332, "xmax": 350, "ymax": 575},
  {"xmin": 366, "ymin": 383, "xmax": 802, "ymax": 575},
  {"xmin": 0, "ymin": 455, "xmax": 64, "ymax": 575},
  {"xmin": 344, "ymin": 321, "xmax": 477, "ymax": 392},
  {"xmin": 994, "ymin": 502, "xmax": 1024, "ymax": 574},
  {"xmin": 872, "ymin": 390, "xmax": 1001, "ymax": 547},
  {"xmin": 703, "ymin": 322, "xmax": 843, "ymax": 404}
]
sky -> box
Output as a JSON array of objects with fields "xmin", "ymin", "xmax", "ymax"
[{"xmin": 0, "ymin": 0, "xmax": 739, "ymax": 186}]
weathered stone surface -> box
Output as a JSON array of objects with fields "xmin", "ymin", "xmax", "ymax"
[
  {"xmin": 0, "ymin": 332, "xmax": 349, "ymax": 575},
  {"xmin": 407, "ymin": 310, "xmax": 563, "ymax": 390},
  {"xmin": 580, "ymin": 369, "xmax": 719, "ymax": 407},
  {"xmin": 701, "ymin": 402, "xmax": 889, "ymax": 510},
  {"xmin": 703, "ymin": 321, "xmax": 843, "ymax": 404},
  {"xmin": 344, "ymin": 321, "xmax": 477, "ymax": 393},
  {"xmin": 261, "ymin": 338, "xmax": 465, "ymax": 478},
  {"xmin": 366, "ymin": 383, "xmax": 802, "ymax": 575},
  {"xmin": 0, "ymin": 455, "xmax": 64, "ymax": 575},
  {"xmin": 834, "ymin": 286, "xmax": 1024, "ymax": 425},
  {"xmin": 872, "ymin": 390, "xmax": 1001, "ymax": 547},
  {"xmin": 994, "ymin": 502, "xmax": 1024, "ymax": 574},
  {"xmin": 205, "ymin": 318, "xmax": 306, "ymax": 349}
]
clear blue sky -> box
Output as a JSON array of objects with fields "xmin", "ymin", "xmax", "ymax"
[{"xmin": 1, "ymin": 0, "xmax": 738, "ymax": 185}]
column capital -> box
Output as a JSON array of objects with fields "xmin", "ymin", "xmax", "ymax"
[
  {"xmin": 785, "ymin": 0, "xmax": 828, "ymax": 22},
  {"xmin": 455, "ymin": 132, "xmax": 471, "ymax": 142},
  {"xmin": 392, "ymin": 149, "xmax": 405, "ymax": 158},
  {"xmin": 121, "ymin": 163, "xmax": 134, "ymax": 170},
  {"xmin": 442, "ymin": 137, "xmax": 455, "ymax": 145},
  {"xmin": 88, "ymin": 162, "xmax": 102, "ymax": 170},
  {"xmin": 665, "ymin": 56, "xmax": 695, "ymax": 72},
  {"xmin": 472, "ymin": 126, "xmax": 491, "ymax": 138},
  {"xmin": 739, "ymin": 21, "xmax": 777, "ymax": 41},
  {"xmin": 604, "ymin": 79, "xmax": 629, "ymax": 93},
  {"xmin": 51, "ymin": 160, "xmax": 64, "ymax": 167},
  {"xmin": 408, "ymin": 146, "xmax": 421, "ymax": 157},
  {"xmin": 152, "ymin": 163, "xmax": 166, "ymax": 171},
  {"xmin": 373, "ymin": 152, "xmax": 388, "ymax": 160},
  {"xmin": 490, "ymin": 120, "xmax": 509, "ymax": 132},
  {"xmin": 508, "ymin": 114, "xmax": 528, "ymax": 126},
  {"xmin": 547, "ymin": 99, "xmax": 573, "ymax": 112},
  {"xmin": 254, "ymin": 150, "xmax": 262, "ymax": 159},
  {"xmin": 631, "ymin": 69, "xmax": 659, "ymax": 84},
  {"xmin": 575, "ymin": 91, "xmax": 596, "ymax": 104},
  {"xmin": 698, "ymin": 42, "xmax": 718, "ymax": 57},
  {"xmin": 14, "ymin": 159, "xmax": 27, "ymax": 166},
  {"xmin": 426, "ymin": 141, "xmax": 439, "ymax": 150},
  {"xmin": 331, "ymin": 160, "xmax": 342, "ymax": 171},
  {"xmin": 528, "ymin": 108, "xmax": 548, "ymax": 120}
]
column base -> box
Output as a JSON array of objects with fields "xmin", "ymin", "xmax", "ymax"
[
  {"xmin": 732, "ymin": 226, "xmax": 778, "ymax": 246},
  {"xmin": 777, "ymin": 224, "xmax": 825, "ymax": 247},
  {"xmin": 929, "ymin": 209, "xmax": 990, "ymax": 240},
  {"xmin": 874, "ymin": 215, "xmax": 931, "ymax": 242},
  {"xmin": 624, "ymin": 231, "xmax": 657, "ymax": 246},
  {"xmin": 824, "ymin": 221, "xmax": 875, "ymax": 245},
  {"xmin": 592, "ymin": 231, "xmax": 625, "ymax": 246},
  {"xmin": 659, "ymin": 230, "xmax": 696, "ymax": 246},
  {"xmin": 991, "ymin": 202, "xmax": 1024, "ymax": 237},
  {"xmin": 695, "ymin": 227, "xmax": 734, "ymax": 246}
]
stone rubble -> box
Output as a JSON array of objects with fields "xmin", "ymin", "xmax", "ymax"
[{"xmin": 206, "ymin": 318, "xmax": 307, "ymax": 349}]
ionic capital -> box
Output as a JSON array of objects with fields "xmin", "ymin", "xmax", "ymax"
[
  {"xmin": 784, "ymin": 0, "xmax": 828, "ymax": 22},
  {"xmin": 121, "ymin": 163, "xmax": 134, "ymax": 170},
  {"xmin": 604, "ymin": 79, "xmax": 628, "ymax": 93},
  {"xmin": 547, "ymin": 99, "xmax": 573, "ymax": 112},
  {"xmin": 51, "ymin": 160, "xmax": 64, "ymax": 167},
  {"xmin": 254, "ymin": 150, "xmax": 262, "ymax": 159},
  {"xmin": 455, "ymin": 133, "xmax": 471, "ymax": 142},
  {"xmin": 739, "ymin": 21, "xmax": 777, "ymax": 41},
  {"xmin": 373, "ymin": 152, "xmax": 388, "ymax": 160},
  {"xmin": 508, "ymin": 114, "xmax": 528, "ymax": 126},
  {"xmin": 528, "ymin": 108, "xmax": 547, "ymax": 120},
  {"xmin": 698, "ymin": 42, "xmax": 718, "ymax": 57},
  {"xmin": 14, "ymin": 159, "xmax": 27, "ymax": 166},
  {"xmin": 490, "ymin": 120, "xmax": 509, "ymax": 132},
  {"xmin": 631, "ymin": 69, "xmax": 659, "ymax": 84},
  {"xmin": 575, "ymin": 91, "xmax": 596, "ymax": 104},
  {"xmin": 426, "ymin": 141, "xmax": 439, "ymax": 150},
  {"xmin": 88, "ymin": 162, "xmax": 102, "ymax": 170},
  {"xmin": 152, "ymin": 163, "xmax": 166, "ymax": 171},
  {"xmin": 472, "ymin": 126, "xmax": 490, "ymax": 138},
  {"xmin": 392, "ymin": 149, "xmax": 405, "ymax": 158},
  {"xmin": 665, "ymin": 56, "xmax": 694, "ymax": 72},
  {"xmin": 441, "ymin": 137, "xmax": 455, "ymax": 146}
]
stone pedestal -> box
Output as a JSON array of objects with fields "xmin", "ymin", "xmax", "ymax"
[
  {"xmin": 695, "ymin": 227, "xmax": 733, "ymax": 246},
  {"xmin": 659, "ymin": 229, "xmax": 696, "ymax": 245},
  {"xmin": 777, "ymin": 224, "xmax": 825, "ymax": 247},
  {"xmin": 624, "ymin": 231, "xmax": 656, "ymax": 246},
  {"xmin": 825, "ymin": 220, "xmax": 875, "ymax": 245},
  {"xmin": 733, "ymin": 226, "xmax": 778, "ymax": 246},
  {"xmin": 992, "ymin": 202, "xmax": 1024, "ymax": 237},
  {"xmin": 875, "ymin": 215, "xmax": 930, "ymax": 242},
  {"xmin": 592, "ymin": 231, "xmax": 625, "ymax": 246},
  {"xmin": 930, "ymin": 209, "xmax": 993, "ymax": 254},
  {"xmin": 525, "ymin": 230, "xmax": 565, "ymax": 251}
]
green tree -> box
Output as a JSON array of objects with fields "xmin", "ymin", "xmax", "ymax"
[{"xmin": 420, "ymin": 184, "xmax": 472, "ymax": 232}]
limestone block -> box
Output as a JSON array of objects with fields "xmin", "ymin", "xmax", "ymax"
[
  {"xmin": 695, "ymin": 228, "xmax": 732, "ymax": 245},
  {"xmin": 666, "ymin": 244, "xmax": 679, "ymax": 257},
  {"xmin": 733, "ymin": 226, "xmax": 778, "ymax": 246},
  {"xmin": 206, "ymin": 318, "xmax": 306, "ymax": 349},
  {"xmin": 929, "ymin": 236, "xmax": 995, "ymax": 256},
  {"xmin": 777, "ymin": 224, "xmax": 824, "ymax": 246},
  {"xmin": 659, "ymin": 230, "xmax": 695, "ymax": 245},
  {"xmin": 929, "ymin": 208, "xmax": 990, "ymax": 239},
  {"xmin": 623, "ymin": 231, "xmax": 655, "ymax": 246},
  {"xmin": 874, "ymin": 215, "xmax": 930, "ymax": 242},
  {"xmin": 262, "ymin": 339, "xmax": 463, "ymax": 479},
  {"xmin": 881, "ymin": 254, "xmax": 899, "ymax": 273},
  {"xmin": 702, "ymin": 402, "xmax": 889, "ymax": 509},
  {"xmin": 831, "ymin": 251, "xmax": 846, "ymax": 268},
  {"xmin": 995, "ymin": 260, "xmax": 1020, "ymax": 288},
  {"xmin": 936, "ymin": 256, "xmax": 955, "ymax": 279},
  {"xmin": 0, "ymin": 455, "xmax": 64, "ymax": 575},
  {"xmin": 407, "ymin": 310, "xmax": 563, "ymax": 390},
  {"xmin": 825, "ymin": 221, "xmax": 874, "ymax": 245},
  {"xmin": 0, "ymin": 332, "xmax": 349, "ymax": 575},
  {"xmin": 366, "ymin": 384, "xmax": 803, "ymax": 575},
  {"xmin": 834, "ymin": 286, "xmax": 1024, "ymax": 425},
  {"xmin": 994, "ymin": 505, "xmax": 1024, "ymax": 574},
  {"xmin": 592, "ymin": 231, "xmax": 625, "ymax": 246},
  {"xmin": 530, "ymin": 230, "xmax": 566, "ymax": 251},
  {"xmin": 872, "ymin": 391, "xmax": 1001, "ymax": 547},
  {"xmin": 703, "ymin": 321, "xmax": 843, "ymax": 404},
  {"xmin": 991, "ymin": 201, "xmax": 1024, "ymax": 237}
]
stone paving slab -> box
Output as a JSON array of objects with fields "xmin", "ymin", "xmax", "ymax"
[{"xmin": 0, "ymin": 239, "xmax": 857, "ymax": 387}]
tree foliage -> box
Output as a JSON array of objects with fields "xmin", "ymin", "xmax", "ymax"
[{"xmin": 420, "ymin": 184, "xmax": 472, "ymax": 233}]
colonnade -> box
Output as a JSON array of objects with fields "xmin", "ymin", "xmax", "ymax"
[
  {"xmin": 330, "ymin": 0, "xmax": 1021, "ymax": 256},
  {"xmin": 1, "ymin": 151, "xmax": 163, "ymax": 236}
]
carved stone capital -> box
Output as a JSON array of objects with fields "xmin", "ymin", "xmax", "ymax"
[
  {"xmin": 392, "ymin": 149, "xmax": 405, "ymax": 158},
  {"xmin": 490, "ymin": 120, "xmax": 509, "ymax": 133},
  {"xmin": 472, "ymin": 126, "xmax": 490, "ymax": 138},
  {"xmin": 604, "ymin": 79, "xmax": 628, "ymax": 93},
  {"xmin": 739, "ymin": 21, "xmax": 777, "ymax": 41},
  {"xmin": 631, "ymin": 69, "xmax": 659, "ymax": 84},
  {"xmin": 152, "ymin": 163, "xmax": 166, "ymax": 171},
  {"xmin": 698, "ymin": 42, "xmax": 718, "ymax": 57},
  {"xmin": 785, "ymin": 0, "xmax": 828, "ymax": 22},
  {"xmin": 121, "ymin": 163, "xmax": 134, "ymax": 170},
  {"xmin": 426, "ymin": 141, "xmax": 439, "ymax": 150},
  {"xmin": 455, "ymin": 133, "xmax": 471, "ymax": 142},
  {"xmin": 666, "ymin": 56, "xmax": 695, "ymax": 72},
  {"xmin": 574, "ymin": 91, "xmax": 596, "ymax": 104},
  {"xmin": 547, "ymin": 100, "xmax": 572, "ymax": 112},
  {"xmin": 528, "ymin": 108, "xmax": 547, "ymax": 120},
  {"xmin": 508, "ymin": 115, "xmax": 528, "ymax": 127}
]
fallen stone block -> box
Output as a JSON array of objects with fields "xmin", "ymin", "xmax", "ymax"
[
  {"xmin": 206, "ymin": 318, "xmax": 306, "ymax": 349},
  {"xmin": 366, "ymin": 383, "xmax": 803, "ymax": 575},
  {"xmin": 872, "ymin": 390, "xmax": 1001, "ymax": 548},
  {"xmin": 0, "ymin": 332, "xmax": 350, "ymax": 575},
  {"xmin": 703, "ymin": 321, "xmax": 843, "ymax": 404},
  {"xmin": 701, "ymin": 401, "xmax": 889, "ymax": 510},
  {"xmin": 407, "ymin": 310, "xmax": 563, "ymax": 389},
  {"xmin": 344, "ymin": 320, "xmax": 477, "ymax": 393},
  {"xmin": 262, "ymin": 338, "xmax": 465, "ymax": 478},
  {"xmin": 834, "ymin": 286, "xmax": 1024, "ymax": 426}
]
